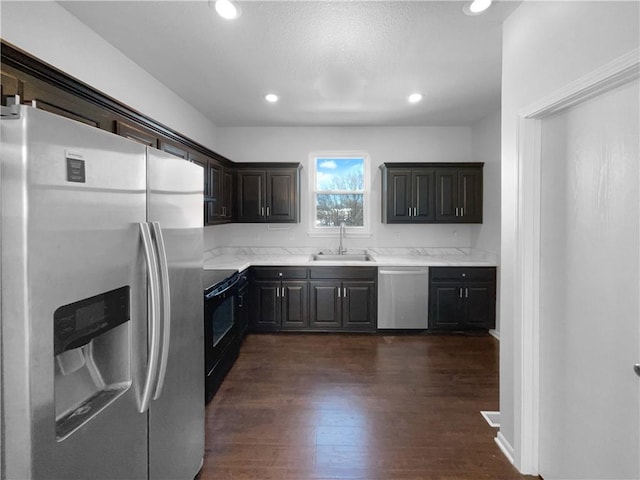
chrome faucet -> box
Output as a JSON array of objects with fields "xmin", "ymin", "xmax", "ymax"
[{"xmin": 338, "ymin": 221, "xmax": 347, "ymax": 255}]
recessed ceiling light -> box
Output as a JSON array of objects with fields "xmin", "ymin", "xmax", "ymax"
[
  {"xmin": 408, "ymin": 93, "xmax": 423, "ymax": 104},
  {"xmin": 214, "ymin": 0, "xmax": 241, "ymax": 20},
  {"xmin": 265, "ymin": 94, "xmax": 279, "ymax": 103},
  {"xmin": 463, "ymin": 0, "xmax": 492, "ymax": 15}
]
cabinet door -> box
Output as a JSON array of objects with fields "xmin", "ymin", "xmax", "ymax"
[
  {"xmin": 115, "ymin": 120, "xmax": 158, "ymax": 147},
  {"xmin": 159, "ymin": 139, "xmax": 189, "ymax": 160},
  {"xmin": 386, "ymin": 169, "xmax": 413, "ymax": 223},
  {"xmin": 428, "ymin": 283, "xmax": 463, "ymax": 329},
  {"xmin": 22, "ymin": 78, "xmax": 111, "ymax": 130},
  {"xmin": 187, "ymin": 151, "xmax": 210, "ymax": 226},
  {"xmin": 309, "ymin": 281, "xmax": 341, "ymax": 329},
  {"xmin": 435, "ymin": 169, "xmax": 459, "ymax": 222},
  {"xmin": 252, "ymin": 281, "xmax": 280, "ymax": 330},
  {"xmin": 412, "ymin": 169, "xmax": 436, "ymax": 222},
  {"xmin": 342, "ymin": 281, "xmax": 376, "ymax": 330},
  {"xmin": 458, "ymin": 168, "xmax": 483, "ymax": 223},
  {"xmin": 208, "ymin": 161, "xmax": 222, "ymax": 222},
  {"xmin": 463, "ymin": 283, "xmax": 495, "ymax": 329},
  {"xmin": 237, "ymin": 170, "xmax": 266, "ymax": 222},
  {"xmin": 222, "ymin": 169, "xmax": 233, "ymax": 219},
  {"xmin": 266, "ymin": 170, "xmax": 296, "ymax": 222},
  {"xmin": 281, "ymin": 281, "xmax": 308, "ymax": 329},
  {"xmin": 237, "ymin": 283, "xmax": 250, "ymax": 338}
]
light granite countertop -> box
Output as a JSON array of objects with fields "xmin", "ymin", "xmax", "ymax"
[{"xmin": 204, "ymin": 247, "xmax": 498, "ymax": 273}]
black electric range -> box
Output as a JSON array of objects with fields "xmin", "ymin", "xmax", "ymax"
[
  {"xmin": 203, "ymin": 268, "xmax": 247, "ymax": 403},
  {"xmin": 203, "ymin": 269, "xmax": 238, "ymax": 293}
]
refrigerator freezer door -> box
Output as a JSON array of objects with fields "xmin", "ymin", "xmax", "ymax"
[
  {"xmin": 1, "ymin": 107, "xmax": 149, "ymax": 479},
  {"xmin": 146, "ymin": 147, "xmax": 204, "ymax": 480}
]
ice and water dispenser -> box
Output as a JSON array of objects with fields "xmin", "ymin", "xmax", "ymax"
[{"xmin": 53, "ymin": 286, "xmax": 131, "ymax": 441}]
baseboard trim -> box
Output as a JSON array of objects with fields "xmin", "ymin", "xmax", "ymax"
[
  {"xmin": 489, "ymin": 329, "xmax": 500, "ymax": 340},
  {"xmin": 481, "ymin": 410, "xmax": 500, "ymax": 428},
  {"xmin": 495, "ymin": 431, "xmax": 515, "ymax": 465}
]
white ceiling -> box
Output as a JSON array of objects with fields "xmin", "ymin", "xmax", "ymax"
[{"xmin": 59, "ymin": 1, "xmax": 520, "ymax": 127}]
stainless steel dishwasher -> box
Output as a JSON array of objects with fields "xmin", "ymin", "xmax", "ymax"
[{"xmin": 378, "ymin": 267, "xmax": 430, "ymax": 329}]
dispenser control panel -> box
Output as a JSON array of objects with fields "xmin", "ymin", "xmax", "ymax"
[{"xmin": 54, "ymin": 286, "xmax": 130, "ymax": 355}]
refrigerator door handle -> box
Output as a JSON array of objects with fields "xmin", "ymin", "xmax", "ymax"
[
  {"xmin": 150, "ymin": 221, "xmax": 171, "ymax": 400},
  {"xmin": 139, "ymin": 222, "xmax": 162, "ymax": 413}
]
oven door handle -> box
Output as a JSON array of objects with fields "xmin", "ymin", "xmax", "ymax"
[
  {"xmin": 138, "ymin": 222, "xmax": 162, "ymax": 413},
  {"xmin": 150, "ymin": 222, "xmax": 171, "ymax": 400},
  {"xmin": 205, "ymin": 274, "xmax": 240, "ymax": 299}
]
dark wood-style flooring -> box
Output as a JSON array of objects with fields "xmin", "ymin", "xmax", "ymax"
[{"xmin": 199, "ymin": 333, "xmax": 538, "ymax": 480}]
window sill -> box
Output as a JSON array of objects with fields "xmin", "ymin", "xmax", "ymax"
[{"xmin": 307, "ymin": 231, "xmax": 372, "ymax": 239}]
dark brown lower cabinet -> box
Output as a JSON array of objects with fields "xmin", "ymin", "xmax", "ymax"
[
  {"xmin": 252, "ymin": 280, "xmax": 308, "ymax": 331},
  {"xmin": 250, "ymin": 267, "xmax": 309, "ymax": 331},
  {"xmin": 309, "ymin": 281, "xmax": 376, "ymax": 331},
  {"xmin": 428, "ymin": 267, "xmax": 496, "ymax": 330},
  {"xmin": 308, "ymin": 267, "xmax": 377, "ymax": 332},
  {"xmin": 250, "ymin": 266, "xmax": 377, "ymax": 332}
]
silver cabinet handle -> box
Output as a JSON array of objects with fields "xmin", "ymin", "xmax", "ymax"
[
  {"xmin": 413, "ymin": 207, "xmax": 417, "ymax": 216},
  {"xmin": 460, "ymin": 207, "xmax": 464, "ymax": 217},
  {"xmin": 276, "ymin": 287, "xmax": 280, "ymax": 298},
  {"xmin": 343, "ymin": 287, "xmax": 347, "ymax": 297},
  {"xmin": 337, "ymin": 287, "xmax": 341, "ymax": 298},
  {"xmin": 455, "ymin": 207, "xmax": 459, "ymax": 217},
  {"xmin": 150, "ymin": 222, "xmax": 171, "ymax": 400},
  {"xmin": 459, "ymin": 288, "xmax": 463, "ymax": 299},
  {"xmin": 266, "ymin": 206, "xmax": 270, "ymax": 217},
  {"xmin": 261, "ymin": 207, "xmax": 265, "ymax": 216},
  {"xmin": 408, "ymin": 207, "xmax": 412, "ymax": 217},
  {"xmin": 281, "ymin": 286, "xmax": 285, "ymax": 298},
  {"xmin": 465, "ymin": 287, "xmax": 469, "ymax": 298},
  {"xmin": 138, "ymin": 222, "xmax": 162, "ymax": 414}
]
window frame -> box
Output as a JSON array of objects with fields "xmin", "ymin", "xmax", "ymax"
[{"xmin": 307, "ymin": 152, "xmax": 371, "ymax": 238}]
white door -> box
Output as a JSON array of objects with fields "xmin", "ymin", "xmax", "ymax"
[{"xmin": 538, "ymin": 78, "xmax": 639, "ymax": 479}]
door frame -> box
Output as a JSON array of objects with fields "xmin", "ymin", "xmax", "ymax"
[{"xmin": 513, "ymin": 47, "xmax": 639, "ymax": 474}]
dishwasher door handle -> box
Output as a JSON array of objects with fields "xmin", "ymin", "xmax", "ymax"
[{"xmin": 379, "ymin": 270, "xmax": 429, "ymax": 275}]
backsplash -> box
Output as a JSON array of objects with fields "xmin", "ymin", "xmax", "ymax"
[{"xmin": 204, "ymin": 222, "xmax": 479, "ymax": 252}]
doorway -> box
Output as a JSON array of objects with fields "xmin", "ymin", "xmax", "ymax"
[{"xmin": 538, "ymin": 78, "xmax": 639, "ymax": 479}]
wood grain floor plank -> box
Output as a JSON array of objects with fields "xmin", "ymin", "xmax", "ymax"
[{"xmin": 199, "ymin": 333, "xmax": 539, "ymax": 480}]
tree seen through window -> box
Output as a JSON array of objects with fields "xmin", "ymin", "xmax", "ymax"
[{"xmin": 314, "ymin": 158, "xmax": 365, "ymax": 227}]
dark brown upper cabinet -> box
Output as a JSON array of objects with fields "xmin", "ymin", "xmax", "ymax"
[
  {"xmin": 114, "ymin": 120, "xmax": 158, "ymax": 147},
  {"xmin": 235, "ymin": 163, "xmax": 301, "ymax": 223},
  {"xmin": 381, "ymin": 163, "xmax": 483, "ymax": 224},
  {"xmin": 381, "ymin": 166, "xmax": 436, "ymax": 223},
  {"xmin": 158, "ymin": 138, "xmax": 189, "ymax": 160},
  {"xmin": 207, "ymin": 159, "xmax": 234, "ymax": 224},
  {"xmin": 435, "ymin": 166, "xmax": 483, "ymax": 223}
]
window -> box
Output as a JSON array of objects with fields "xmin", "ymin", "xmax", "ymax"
[{"xmin": 310, "ymin": 153, "xmax": 370, "ymax": 235}]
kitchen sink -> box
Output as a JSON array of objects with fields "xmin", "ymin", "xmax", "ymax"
[{"xmin": 311, "ymin": 253, "xmax": 375, "ymax": 262}]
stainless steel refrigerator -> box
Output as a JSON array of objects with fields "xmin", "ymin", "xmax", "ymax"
[{"xmin": 0, "ymin": 105, "xmax": 204, "ymax": 479}]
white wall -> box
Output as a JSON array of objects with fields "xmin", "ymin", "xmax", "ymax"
[
  {"xmin": 206, "ymin": 126, "xmax": 480, "ymax": 251},
  {"xmin": 470, "ymin": 110, "xmax": 501, "ymax": 256},
  {"xmin": 470, "ymin": 109, "xmax": 501, "ymax": 333},
  {"xmin": 0, "ymin": 1, "xmax": 219, "ymax": 152},
  {"xmin": 500, "ymin": 0, "xmax": 640, "ymax": 471}
]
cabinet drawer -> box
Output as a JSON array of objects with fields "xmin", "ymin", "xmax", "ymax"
[
  {"xmin": 252, "ymin": 266, "xmax": 308, "ymax": 280},
  {"xmin": 429, "ymin": 267, "xmax": 496, "ymax": 282},
  {"xmin": 309, "ymin": 266, "xmax": 377, "ymax": 280}
]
